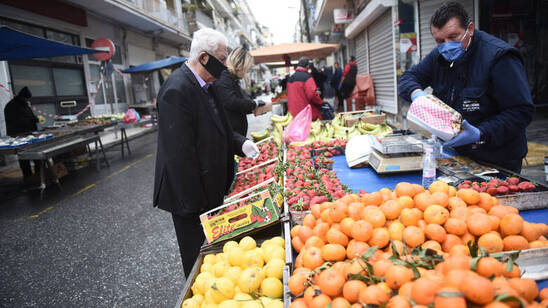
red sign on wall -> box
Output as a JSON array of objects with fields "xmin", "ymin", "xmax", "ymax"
[{"xmin": 91, "ymin": 37, "xmax": 115, "ymax": 61}]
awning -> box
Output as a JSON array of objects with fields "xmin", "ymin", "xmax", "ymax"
[
  {"xmin": 0, "ymin": 26, "xmax": 105, "ymax": 61},
  {"xmin": 250, "ymin": 42, "xmax": 339, "ymax": 64},
  {"xmin": 121, "ymin": 56, "xmax": 187, "ymax": 73}
]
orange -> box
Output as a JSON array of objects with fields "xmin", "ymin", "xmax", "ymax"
[
  {"xmin": 385, "ymin": 265, "xmax": 414, "ymax": 290},
  {"xmin": 422, "ymin": 240, "xmax": 442, "ymax": 251},
  {"xmin": 290, "ymin": 225, "xmax": 301, "ymax": 238},
  {"xmin": 477, "ymin": 232, "xmax": 504, "ymax": 253},
  {"xmin": 400, "ymin": 208, "xmax": 422, "ymax": 227},
  {"xmin": 311, "ymin": 203, "xmax": 322, "ymax": 219},
  {"xmin": 331, "ymin": 297, "xmax": 351, "ymax": 308},
  {"xmin": 466, "ymin": 213, "xmax": 492, "ymax": 236},
  {"xmin": 410, "ymin": 277, "xmax": 441, "ymax": 305},
  {"xmin": 460, "ymin": 232, "xmax": 475, "ymax": 246},
  {"xmin": 289, "ymin": 298, "xmax": 307, "ymax": 308},
  {"xmin": 362, "ymin": 208, "xmax": 386, "ymax": 228},
  {"xmin": 429, "ymin": 180, "xmax": 450, "ymax": 194},
  {"xmin": 310, "ymin": 293, "xmax": 332, "ymax": 308},
  {"xmin": 347, "ymin": 202, "xmax": 364, "ymax": 221},
  {"xmin": 450, "ymin": 207, "xmax": 470, "ymax": 221},
  {"xmin": 448, "ymin": 185, "xmax": 457, "ymax": 197},
  {"xmin": 502, "ymin": 262, "xmax": 521, "ymax": 278},
  {"xmin": 431, "ymin": 191, "xmax": 449, "ymax": 208},
  {"xmin": 444, "ymin": 218, "xmax": 467, "ymax": 235},
  {"xmin": 303, "ymin": 213, "xmax": 317, "ymax": 229},
  {"xmin": 388, "ymin": 221, "xmax": 405, "ymax": 241},
  {"xmin": 373, "ymin": 259, "xmax": 393, "ymax": 277},
  {"xmin": 350, "ymin": 220, "xmax": 373, "ymax": 242},
  {"xmin": 292, "ymin": 236, "xmax": 304, "ymax": 253},
  {"xmin": 425, "ymin": 223, "xmax": 447, "ymax": 243},
  {"xmin": 397, "ymin": 196, "xmax": 415, "ymax": 209},
  {"xmin": 369, "ymin": 227, "xmax": 390, "ymax": 248},
  {"xmin": 398, "ymin": 281, "xmax": 413, "ymax": 297},
  {"xmin": 327, "ymin": 227, "xmax": 349, "ymax": 246},
  {"xmin": 288, "ymin": 272, "xmax": 308, "ymax": 296},
  {"xmin": 386, "ymin": 295, "xmax": 411, "ymax": 308},
  {"xmin": 361, "ymin": 191, "xmax": 383, "ymax": 206},
  {"xmin": 457, "ymin": 188, "xmax": 480, "ymax": 205},
  {"xmin": 489, "ymin": 215, "xmax": 500, "ymax": 231},
  {"xmin": 346, "ymin": 240, "xmax": 369, "ymax": 259},
  {"xmin": 342, "ymin": 280, "xmax": 367, "ymax": 303},
  {"xmin": 414, "ymin": 191, "xmax": 434, "ymax": 211},
  {"xmin": 434, "ymin": 286, "xmax": 466, "ymax": 308},
  {"xmin": 476, "ymin": 256, "xmax": 502, "ymax": 278},
  {"xmin": 304, "ymin": 235, "xmax": 325, "ymax": 249},
  {"xmin": 521, "ymin": 221, "xmax": 540, "ymax": 241},
  {"xmin": 413, "ymin": 184, "xmax": 426, "ymax": 195},
  {"xmin": 302, "ymin": 247, "xmax": 324, "ymax": 269},
  {"xmin": 303, "ymin": 285, "xmax": 321, "ymax": 306},
  {"xmin": 380, "ymin": 199, "xmax": 403, "ymax": 220},
  {"xmin": 388, "ymin": 239, "xmax": 405, "ymax": 255},
  {"xmin": 322, "ymin": 243, "xmax": 347, "ymax": 262},
  {"xmin": 317, "ymin": 268, "xmax": 346, "ymax": 297},
  {"xmin": 500, "ymin": 214, "xmax": 524, "ymax": 236},
  {"xmin": 402, "ymin": 226, "xmax": 425, "ymax": 248},
  {"xmin": 330, "ymin": 202, "xmax": 348, "ymax": 223},
  {"xmin": 508, "ymin": 278, "xmax": 539, "ymax": 302},
  {"xmin": 478, "ymin": 192, "xmax": 494, "ymax": 212},
  {"xmin": 448, "ymin": 196, "xmax": 467, "ymax": 211},
  {"xmin": 444, "ymin": 255, "xmax": 471, "ymax": 273},
  {"xmin": 359, "ymin": 285, "xmax": 390, "ymax": 305},
  {"xmin": 539, "ymin": 287, "xmax": 548, "ymax": 300},
  {"xmin": 488, "ymin": 205, "xmax": 519, "ymax": 219},
  {"xmin": 424, "ymin": 205, "xmax": 449, "ymax": 225},
  {"xmin": 395, "ymin": 182, "xmax": 416, "ymax": 197},
  {"xmin": 502, "ymin": 235, "xmax": 529, "ymax": 251},
  {"xmin": 461, "ymin": 272, "xmax": 495, "ymax": 304},
  {"xmin": 340, "ymin": 217, "xmax": 355, "ymax": 238},
  {"xmin": 298, "ymin": 226, "xmax": 314, "ymax": 243},
  {"xmin": 449, "ymin": 244, "xmax": 470, "ymax": 256},
  {"xmin": 445, "ymin": 269, "xmax": 468, "ymax": 287},
  {"xmin": 442, "ymin": 234, "xmax": 463, "ymax": 252}
]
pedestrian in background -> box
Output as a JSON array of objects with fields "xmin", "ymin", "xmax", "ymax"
[
  {"xmin": 309, "ymin": 63, "xmax": 326, "ymax": 99},
  {"xmin": 287, "ymin": 57, "xmax": 323, "ymax": 120},
  {"xmin": 213, "ymin": 47, "xmax": 271, "ymax": 138},
  {"xmin": 340, "ymin": 56, "xmax": 358, "ymax": 103},
  {"xmin": 153, "ymin": 28, "xmax": 259, "ymax": 277},
  {"xmin": 331, "ymin": 62, "xmax": 343, "ymax": 111}
]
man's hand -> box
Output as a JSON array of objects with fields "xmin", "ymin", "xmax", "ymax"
[
  {"xmin": 443, "ymin": 120, "xmax": 481, "ymax": 148},
  {"xmin": 411, "ymin": 89, "xmax": 427, "ymax": 101},
  {"xmin": 242, "ymin": 140, "xmax": 259, "ymax": 158}
]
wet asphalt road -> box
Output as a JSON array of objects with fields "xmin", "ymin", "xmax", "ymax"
[{"xmin": 0, "ymin": 132, "xmax": 185, "ymax": 307}]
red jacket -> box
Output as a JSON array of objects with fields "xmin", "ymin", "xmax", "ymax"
[{"xmin": 287, "ymin": 67, "xmax": 323, "ymax": 120}]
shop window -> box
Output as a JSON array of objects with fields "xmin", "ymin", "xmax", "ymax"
[
  {"xmin": 114, "ymin": 72, "xmax": 127, "ymax": 103},
  {"xmin": 89, "ymin": 64, "xmax": 106, "ymax": 105},
  {"xmin": 10, "ymin": 64, "xmax": 55, "ymax": 97},
  {"xmin": 0, "ymin": 18, "xmax": 45, "ymax": 37},
  {"xmin": 52, "ymin": 68, "xmax": 86, "ymax": 96},
  {"xmin": 396, "ymin": 0, "xmax": 419, "ymax": 77}
]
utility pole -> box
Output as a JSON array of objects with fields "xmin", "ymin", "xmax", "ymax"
[{"xmin": 300, "ymin": 0, "xmax": 311, "ymax": 42}]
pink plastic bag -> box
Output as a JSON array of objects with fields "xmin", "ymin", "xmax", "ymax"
[
  {"xmin": 123, "ymin": 108, "xmax": 140, "ymax": 124},
  {"xmin": 282, "ymin": 105, "xmax": 312, "ymax": 144}
]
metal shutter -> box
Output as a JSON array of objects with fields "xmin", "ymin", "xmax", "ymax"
[
  {"xmin": 368, "ymin": 9, "xmax": 395, "ymax": 113},
  {"xmin": 419, "ymin": 0, "xmax": 475, "ymax": 58},
  {"xmin": 355, "ymin": 30, "xmax": 368, "ymax": 74}
]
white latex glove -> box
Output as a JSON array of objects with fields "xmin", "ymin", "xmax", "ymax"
[{"xmin": 242, "ymin": 140, "xmax": 259, "ymax": 158}]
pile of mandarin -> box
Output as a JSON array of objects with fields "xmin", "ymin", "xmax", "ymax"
[{"xmin": 288, "ymin": 181, "xmax": 548, "ymax": 307}]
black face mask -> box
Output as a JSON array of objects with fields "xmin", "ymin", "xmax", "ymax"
[{"xmin": 200, "ymin": 52, "xmax": 226, "ymax": 79}]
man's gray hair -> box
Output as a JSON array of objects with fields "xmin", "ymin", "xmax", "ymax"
[{"xmin": 189, "ymin": 28, "xmax": 228, "ymax": 61}]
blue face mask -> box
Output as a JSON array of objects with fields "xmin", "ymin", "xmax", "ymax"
[{"xmin": 437, "ymin": 28, "xmax": 470, "ymax": 63}]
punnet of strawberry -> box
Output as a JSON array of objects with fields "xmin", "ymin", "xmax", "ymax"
[
  {"xmin": 237, "ymin": 141, "xmax": 279, "ymax": 172},
  {"xmin": 457, "ymin": 177, "xmax": 537, "ymax": 196}
]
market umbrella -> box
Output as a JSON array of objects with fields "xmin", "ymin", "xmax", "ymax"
[
  {"xmin": 121, "ymin": 56, "xmax": 187, "ymax": 73},
  {"xmin": 250, "ymin": 42, "xmax": 339, "ymax": 64},
  {"xmin": 0, "ymin": 26, "xmax": 105, "ymax": 60}
]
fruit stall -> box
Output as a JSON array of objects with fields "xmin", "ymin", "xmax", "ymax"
[{"xmin": 178, "ymin": 110, "xmax": 548, "ymax": 308}]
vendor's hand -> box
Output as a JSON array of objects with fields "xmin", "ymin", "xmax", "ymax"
[
  {"xmin": 411, "ymin": 89, "xmax": 427, "ymax": 101},
  {"xmin": 443, "ymin": 120, "xmax": 481, "ymax": 148},
  {"xmin": 242, "ymin": 140, "xmax": 259, "ymax": 158}
]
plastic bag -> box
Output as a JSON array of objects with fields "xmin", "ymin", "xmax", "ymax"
[
  {"xmin": 282, "ymin": 105, "xmax": 312, "ymax": 144},
  {"xmin": 123, "ymin": 108, "xmax": 140, "ymax": 124}
]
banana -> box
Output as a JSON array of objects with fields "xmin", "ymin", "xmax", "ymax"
[{"xmin": 250, "ymin": 129, "xmax": 270, "ymax": 141}]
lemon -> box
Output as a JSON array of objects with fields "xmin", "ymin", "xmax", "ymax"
[
  {"xmin": 209, "ymin": 277, "xmax": 235, "ymax": 304},
  {"xmin": 201, "ymin": 263, "xmax": 214, "ymax": 274},
  {"xmin": 258, "ymin": 297, "xmax": 273, "ymax": 306},
  {"xmin": 218, "ymin": 299, "xmax": 239, "ymax": 308},
  {"xmin": 223, "ymin": 266, "xmax": 242, "ymax": 284},
  {"xmin": 240, "ymin": 300, "xmax": 262, "ymax": 308},
  {"xmin": 182, "ymin": 298, "xmax": 200, "ymax": 308},
  {"xmin": 203, "ymin": 254, "xmax": 217, "ymax": 265},
  {"xmin": 233, "ymin": 286, "xmax": 242, "ymax": 294},
  {"xmin": 193, "ymin": 272, "xmax": 215, "ymax": 295},
  {"xmin": 192, "ymin": 294, "xmax": 204, "ymax": 305},
  {"xmin": 270, "ymin": 236, "xmax": 285, "ymax": 247},
  {"xmin": 269, "ymin": 299, "xmax": 284, "ymax": 308},
  {"xmin": 239, "ymin": 236, "xmax": 256, "ymax": 251},
  {"xmin": 201, "ymin": 298, "xmax": 218, "ymax": 308},
  {"xmin": 227, "ymin": 246, "xmax": 246, "ymax": 267},
  {"xmin": 233, "ymin": 293, "xmax": 253, "ymax": 301},
  {"xmin": 260, "ymin": 239, "xmax": 272, "ymax": 248},
  {"xmin": 238, "ymin": 267, "xmax": 263, "ymax": 293},
  {"xmin": 223, "ymin": 241, "xmax": 239, "ymax": 253},
  {"xmin": 260, "ymin": 277, "xmax": 283, "ymax": 298},
  {"xmin": 213, "ymin": 261, "xmax": 230, "ymax": 278},
  {"xmin": 263, "ymin": 246, "xmax": 285, "ymax": 263},
  {"xmin": 244, "ymin": 249, "xmax": 264, "ymax": 268},
  {"xmin": 216, "ymin": 252, "xmax": 229, "ymax": 263},
  {"xmin": 264, "ymin": 258, "xmax": 284, "ymax": 279}
]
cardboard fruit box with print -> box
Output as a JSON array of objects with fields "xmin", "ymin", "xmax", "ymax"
[{"xmin": 200, "ymin": 189, "xmax": 282, "ymax": 245}]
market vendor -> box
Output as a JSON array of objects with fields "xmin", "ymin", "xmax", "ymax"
[
  {"xmin": 213, "ymin": 47, "xmax": 271, "ymax": 138},
  {"xmin": 287, "ymin": 57, "xmax": 323, "ymax": 120},
  {"xmin": 153, "ymin": 28, "xmax": 259, "ymax": 277},
  {"xmin": 4, "ymin": 86, "xmax": 39, "ymax": 183},
  {"xmin": 398, "ymin": 2, "xmax": 535, "ymax": 173}
]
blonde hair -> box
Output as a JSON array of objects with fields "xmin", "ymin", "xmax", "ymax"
[{"xmin": 226, "ymin": 47, "xmax": 253, "ymax": 79}]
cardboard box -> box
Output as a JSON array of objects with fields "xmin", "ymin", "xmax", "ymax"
[
  {"xmin": 343, "ymin": 116, "xmax": 360, "ymax": 127},
  {"xmin": 254, "ymin": 102, "xmax": 273, "ymax": 116},
  {"xmin": 361, "ymin": 113, "xmax": 386, "ymax": 125},
  {"xmin": 200, "ymin": 190, "xmax": 282, "ymax": 244}
]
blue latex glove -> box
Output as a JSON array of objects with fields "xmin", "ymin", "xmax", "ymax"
[
  {"xmin": 443, "ymin": 120, "xmax": 481, "ymax": 148},
  {"xmin": 411, "ymin": 89, "xmax": 427, "ymax": 101},
  {"xmin": 338, "ymin": 83, "xmax": 342, "ymax": 90}
]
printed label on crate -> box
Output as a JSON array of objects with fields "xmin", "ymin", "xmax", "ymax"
[{"xmin": 200, "ymin": 190, "xmax": 281, "ymax": 244}]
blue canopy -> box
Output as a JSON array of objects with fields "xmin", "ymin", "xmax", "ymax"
[
  {"xmin": 0, "ymin": 26, "xmax": 105, "ymax": 61},
  {"xmin": 121, "ymin": 56, "xmax": 187, "ymax": 73}
]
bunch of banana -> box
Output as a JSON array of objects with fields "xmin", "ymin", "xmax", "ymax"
[
  {"xmin": 250, "ymin": 129, "xmax": 271, "ymax": 142},
  {"xmin": 357, "ymin": 122, "xmax": 394, "ymax": 137},
  {"xmin": 271, "ymin": 113, "xmax": 293, "ymax": 127},
  {"xmin": 270, "ymin": 113, "xmax": 293, "ymax": 147}
]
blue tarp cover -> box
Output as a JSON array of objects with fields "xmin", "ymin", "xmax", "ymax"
[
  {"xmin": 121, "ymin": 57, "xmax": 187, "ymax": 73},
  {"xmin": 0, "ymin": 26, "xmax": 104, "ymax": 60}
]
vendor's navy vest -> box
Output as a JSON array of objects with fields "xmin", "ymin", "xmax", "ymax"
[{"xmin": 428, "ymin": 30, "xmax": 527, "ymax": 165}]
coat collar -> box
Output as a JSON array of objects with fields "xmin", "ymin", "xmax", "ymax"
[{"xmin": 181, "ymin": 63, "xmax": 225, "ymax": 135}]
